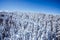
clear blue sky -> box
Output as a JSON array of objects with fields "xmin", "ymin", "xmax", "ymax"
[{"xmin": 0, "ymin": 0, "xmax": 60, "ymax": 14}]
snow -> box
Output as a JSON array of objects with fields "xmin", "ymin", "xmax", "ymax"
[{"xmin": 0, "ymin": 11, "xmax": 60, "ymax": 40}]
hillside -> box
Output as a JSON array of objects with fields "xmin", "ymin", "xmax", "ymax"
[{"xmin": 0, "ymin": 12, "xmax": 60, "ymax": 40}]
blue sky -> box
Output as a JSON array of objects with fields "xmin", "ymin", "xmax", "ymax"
[{"xmin": 0, "ymin": 0, "xmax": 60, "ymax": 14}]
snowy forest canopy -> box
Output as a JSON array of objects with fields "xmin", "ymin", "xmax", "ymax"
[{"xmin": 0, "ymin": 12, "xmax": 60, "ymax": 40}]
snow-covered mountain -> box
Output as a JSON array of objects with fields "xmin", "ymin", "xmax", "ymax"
[{"xmin": 0, "ymin": 11, "xmax": 60, "ymax": 40}]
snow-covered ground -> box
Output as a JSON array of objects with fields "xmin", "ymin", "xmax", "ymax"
[{"xmin": 0, "ymin": 11, "xmax": 60, "ymax": 40}]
